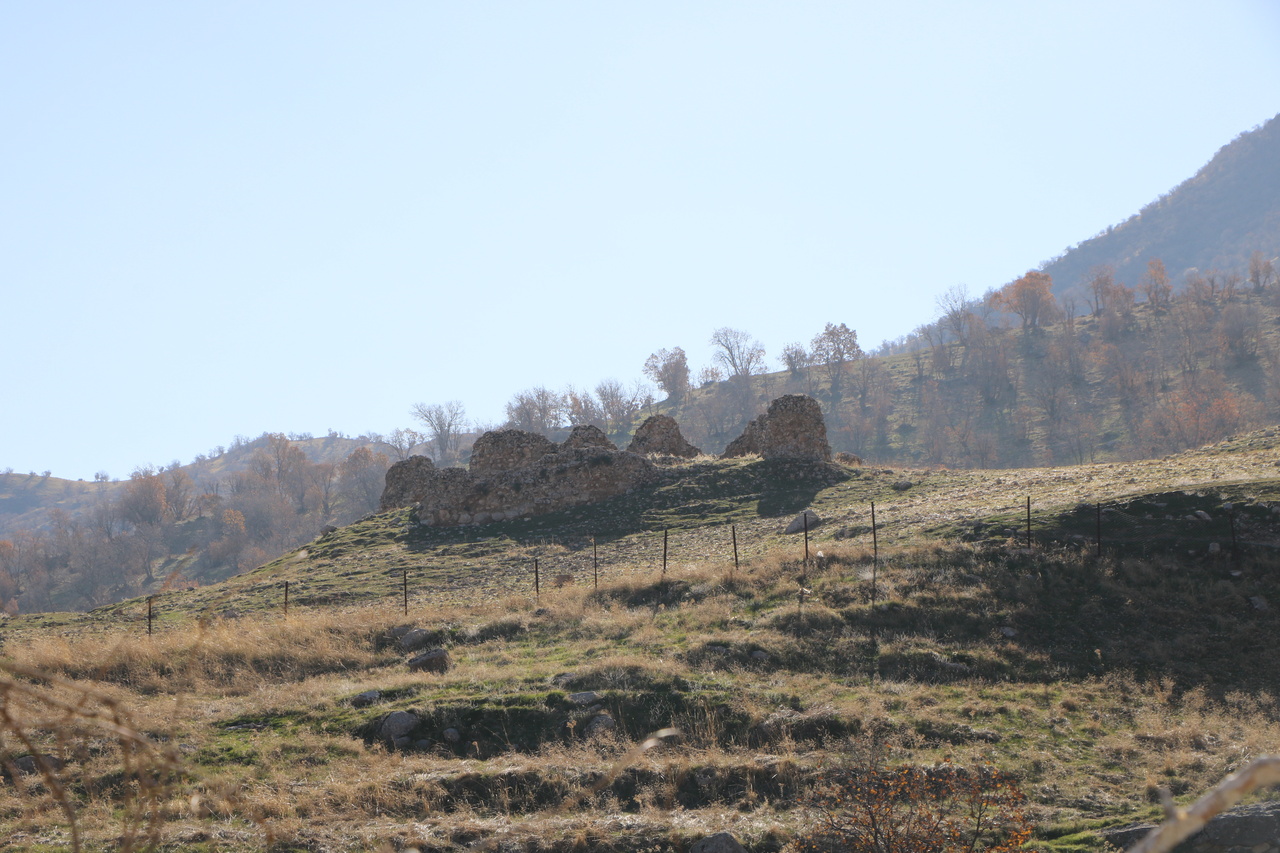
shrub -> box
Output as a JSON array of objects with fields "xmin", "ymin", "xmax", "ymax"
[{"xmin": 794, "ymin": 762, "xmax": 1031, "ymax": 853}]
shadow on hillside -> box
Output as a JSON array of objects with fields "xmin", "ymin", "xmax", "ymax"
[
  {"xmin": 834, "ymin": 534, "xmax": 1280, "ymax": 694},
  {"xmin": 754, "ymin": 459, "xmax": 849, "ymax": 518}
]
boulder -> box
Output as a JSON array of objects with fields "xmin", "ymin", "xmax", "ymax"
[
  {"xmin": 627, "ymin": 415, "xmax": 701, "ymax": 458},
  {"xmin": 784, "ymin": 510, "xmax": 822, "ymax": 534},
  {"xmin": 10, "ymin": 754, "xmax": 63, "ymax": 776},
  {"xmin": 561, "ymin": 424, "xmax": 617, "ymax": 451},
  {"xmin": 397, "ymin": 627, "xmax": 435, "ymax": 652},
  {"xmin": 469, "ymin": 430, "xmax": 558, "ymax": 476},
  {"xmin": 1189, "ymin": 801, "xmax": 1280, "ymax": 849},
  {"xmin": 351, "ymin": 690, "xmax": 382, "ymax": 708},
  {"xmin": 408, "ymin": 648, "xmax": 452, "ymax": 674},
  {"xmin": 691, "ymin": 832, "xmax": 748, "ymax": 853},
  {"xmin": 378, "ymin": 711, "xmax": 419, "ymax": 742},
  {"xmin": 379, "ymin": 455, "xmax": 438, "ymax": 511},
  {"xmin": 582, "ymin": 713, "xmax": 617, "ymax": 739}
]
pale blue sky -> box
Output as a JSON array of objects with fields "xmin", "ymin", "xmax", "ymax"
[{"xmin": 3, "ymin": 2, "xmax": 1278, "ymax": 480}]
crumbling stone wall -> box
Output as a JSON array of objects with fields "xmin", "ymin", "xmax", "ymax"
[
  {"xmin": 561, "ymin": 424, "xmax": 617, "ymax": 451},
  {"xmin": 722, "ymin": 415, "xmax": 766, "ymax": 458},
  {"xmin": 722, "ymin": 395, "xmax": 831, "ymax": 462},
  {"xmin": 760, "ymin": 394, "xmax": 831, "ymax": 461},
  {"xmin": 379, "ymin": 395, "xmax": 829, "ymax": 525},
  {"xmin": 627, "ymin": 415, "xmax": 701, "ymax": 458},
  {"xmin": 413, "ymin": 446, "xmax": 658, "ymax": 526},
  {"xmin": 379, "ymin": 455, "xmax": 437, "ymax": 511},
  {"xmin": 469, "ymin": 430, "xmax": 559, "ymax": 477}
]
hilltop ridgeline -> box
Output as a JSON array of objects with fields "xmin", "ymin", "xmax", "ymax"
[
  {"xmin": 1042, "ymin": 112, "xmax": 1280, "ymax": 299},
  {"xmin": 380, "ymin": 394, "xmax": 832, "ymax": 527}
]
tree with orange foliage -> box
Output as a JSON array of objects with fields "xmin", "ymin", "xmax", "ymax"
[
  {"xmin": 1141, "ymin": 258, "xmax": 1173, "ymax": 312},
  {"xmin": 992, "ymin": 271, "xmax": 1058, "ymax": 332}
]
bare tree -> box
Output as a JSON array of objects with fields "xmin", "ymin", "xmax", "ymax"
[
  {"xmin": 595, "ymin": 378, "xmax": 646, "ymax": 436},
  {"xmin": 503, "ymin": 388, "xmax": 565, "ymax": 435},
  {"xmin": 380, "ymin": 427, "xmax": 425, "ymax": 461},
  {"xmin": 710, "ymin": 327, "xmax": 766, "ymax": 379},
  {"xmin": 411, "ymin": 401, "xmax": 467, "ymax": 463},
  {"xmin": 1249, "ymin": 251, "xmax": 1276, "ymax": 292},
  {"xmin": 780, "ymin": 342, "xmax": 809, "ymax": 375},
  {"xmin": 1141, "ymin": 258, "xmax": 1173, "ymax": 311},
  {"xmin": 935, "ymin": 286, "xmax": 975, "ymax": 349}
]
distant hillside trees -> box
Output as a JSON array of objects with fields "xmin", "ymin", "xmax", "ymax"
[
  {"xmin": 500, "ymin": 381, "xmax": 652, "ymax": 443},
  {"xmin": 0, "ymin": 435, "xmax": 389, "ymax": 614}
]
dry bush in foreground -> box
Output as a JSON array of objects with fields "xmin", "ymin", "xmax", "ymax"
[
  {"xmin": 0, "ymin": 660, "xmax": 179, "ymax": 851},
  {"xmin": 792, "ymin": 762, "xmax": 1031, "ymax": 853}
]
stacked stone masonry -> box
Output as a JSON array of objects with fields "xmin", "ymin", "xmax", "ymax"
[{"xmin": 378, "ymin": 395, "xmax": 830, "ymax": 527}]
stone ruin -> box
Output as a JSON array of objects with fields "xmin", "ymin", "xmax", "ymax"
[
  {"xmin": 379, "ymin": 455, "xmax": 437, "ymax": 511},
  {"xmin": 380, "ymin": 418, "xmax": 697, "ymax": 526},
  {"xmin": 379, "ymin": 395, "xmax": 830, "ymax": 527},
  {"xmin": 626, "ymin": 415, "xmax": 701, "ymax": 458},
  {"xmin": 722, "ymin": 394, "xmax": 831, "ymax": 462},
  {"xmin": 469, "ymin": 430, "xmax": 559, "ymax": 477}
]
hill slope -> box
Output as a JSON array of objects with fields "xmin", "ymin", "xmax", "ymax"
[
  {"xmin": 1041, "ymin": 113, "xmax": 1280, "ymax": 296},
  {"xmin": 3, "ymin": 433, "xmax": 1280, "ymax": 851}
]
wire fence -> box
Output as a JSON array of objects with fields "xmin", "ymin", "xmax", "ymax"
[{"xmin": 134, "ymin": 491, "xmax": 1272, "ymax": 633}]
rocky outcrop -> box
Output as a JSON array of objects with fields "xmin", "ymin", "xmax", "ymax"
[
  {"xmin": 380, "ymin": 455, "xmax": 437, "ymax": 510},
  {"xmin": 627, "ymin": 415, "xmax": 701, "ymax": 458},
  {"xmin": 723, "ymin": 395, "xmax": 831, "ymax": 462},
  {"xmin": 469, "ymin": 430, "xmax": 559, "ymax": 477},
  {"xmin": 561, "ymin": 424, "xmax": 617, "ymax": 451}
]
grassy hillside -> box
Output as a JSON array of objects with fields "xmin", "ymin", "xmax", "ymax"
[{"xmin": 2, "ymin": 432, "xmax": 1280, "ymax": 851}]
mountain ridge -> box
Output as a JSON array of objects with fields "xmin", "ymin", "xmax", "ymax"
[{"xmin": 1040, "ymin": 113, "xmax": 1280, "ymax": 296}]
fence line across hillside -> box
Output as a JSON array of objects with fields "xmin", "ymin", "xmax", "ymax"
[{"xmin": 133, "ymin": 492, "xmax": 1263, "ymax": 634}]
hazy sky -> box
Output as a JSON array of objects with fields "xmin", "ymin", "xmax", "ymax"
[{"xmin": 3, "ymin": 2, "xmax": 1279, "ymax": 481}]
